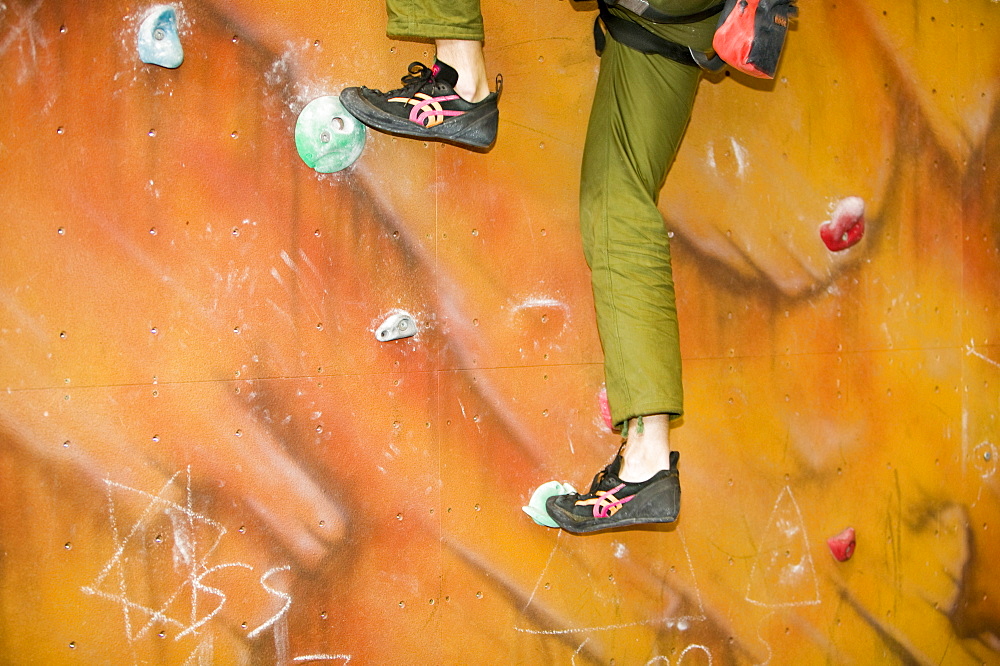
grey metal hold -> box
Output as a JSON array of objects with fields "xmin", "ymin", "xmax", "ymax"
[
  {"xmin": 376, "ymin": 312, "xmax": 417, "ymax": 342},
  {"xmin": 138, "ymin": 5, "xmax": 184, "ymax": 69}
]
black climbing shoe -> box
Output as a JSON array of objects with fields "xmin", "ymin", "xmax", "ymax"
[
  {"xmin": 546, "ymin": 450, "xmax": 680, "ymax": 534},
  {"xmin": 339, "ymin": 61, "xmax": 500, "ymax": 151}
]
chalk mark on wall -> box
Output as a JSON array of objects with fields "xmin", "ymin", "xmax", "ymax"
[
  {"xmin": 292, "ymin": 655, "xmax": 352, "ymax": 663},
  {"xmin": 520, "ymin": 529, "xmax": 563, "ymax": 613},
  {"xmin": 677, "ymin": 529, "xmax": 708, "ymax": 623},
  {"xmin": 752, "ymin": 613, "xmax": 775, "ymax": 666},
  {"xmin": 175, "ymin": 561, "xmax": 256, "ymax": 640},
  {"xmin": 677, "ymin": 643, "xmax": 713, "ymax": 664},
  {"xmin": 247, "ymin": 565, "xmax": 293, "ymax": 639},
  {"xmin": 972, "ymin": 441, "xmax": 998, "ymax": 480},
  {"xmin": 79, "ymin": 466, "xmax": 354, "ymax": 659},
  {"xmin": 745, "ymin": 486, "xmax": 821, "ymax": 609},
  {"xmin": 181, "ymin": 635, "xmax": 214, "ymax": 666},
  {"xmin": 966, "ymin": 340, "xmax": 1000, "ymax": 369},
  {"xmin": 515, "ymin": 528, "xmax": 706, "ymax": 635},
  {"xmin": 637, "ymin": 643, "xmax": 714, "ymax": 665},
  {"xmin": 82, "ymin": 467, "xmax": 242, "ymax": 642},
  {"xmin": 646, "ymin": 643, "xmax": 712, "ymax": 666}
]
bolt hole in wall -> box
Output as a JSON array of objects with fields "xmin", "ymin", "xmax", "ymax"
[{"xmin": 0, "ymin": 0, "xmax": 997, "ymax": 664}]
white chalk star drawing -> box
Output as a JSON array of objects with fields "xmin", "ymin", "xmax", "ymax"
[{"xmin": 81, "ymin": 467, "xmax": 251, "ymax": 642}]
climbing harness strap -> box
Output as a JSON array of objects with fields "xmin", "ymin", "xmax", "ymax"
[
  {"xmin": 604, "ymin": 0, "xmax": 726, "ymax": 25},
  {"xmin": 589, "ymin": 0, "xmax": 724, "ymax": 69},
  {"xmin": 583, "ymin": 0, "xmax": 797, "ymax": 79}
]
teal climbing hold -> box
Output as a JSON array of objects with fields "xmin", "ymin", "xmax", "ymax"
[
  {"xmin": 295, "ymin": 96, "xmax": 367, "ymax": 173},
  {"xmin": 138, "ymin": 5, "xmax": 184, "ymax": 69},
  {"xmin": 522, "ymin": 480, "xmax": 577, "ymax": 528}
]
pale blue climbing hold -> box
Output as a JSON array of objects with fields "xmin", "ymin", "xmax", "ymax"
[
  {"xmin": 522, "ymin": 480, "xmax": 577, "ymax": 528},
  {"xmin": 295, "ymin": 96, "xmax": 366, "ymax": 173},
  {"xmin": 138, "ymin": 5, "xmax": 184, "ymax": 69}
]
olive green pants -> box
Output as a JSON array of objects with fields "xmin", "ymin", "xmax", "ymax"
[
  {"xmin": 384, "ymin": 0, "xmax": 717, "ymax": 429},
  {"xmin": 386, "ymin": 0, "xmax": 485, "ymax": 41}
]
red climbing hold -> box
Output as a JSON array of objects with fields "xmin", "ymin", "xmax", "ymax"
[
  {"xmin": 827, "ymin": 527, "xmax": 856, "ymax": 561},
  {"xmin": 820, "ymin": 197, "xmax": 866, "ymax": 251}
]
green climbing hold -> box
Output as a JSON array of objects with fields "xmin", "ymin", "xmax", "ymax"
[
  {"xmin": 295, "ymin": 96, "xmax": 366, "ymax": 173},
  {"xmin": 522, "ymin": 480, "xmax": 578, "ymax": 528}
]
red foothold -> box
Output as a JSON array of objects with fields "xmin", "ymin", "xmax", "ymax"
[
  {"xmin": 820, "ymin": 197, "xmax": 866, "ymax": 251},
  {"xmin": 827, "ymin": 527, "xmax": 856, "ymax": 561}
]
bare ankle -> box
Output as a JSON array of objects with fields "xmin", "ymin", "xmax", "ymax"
[
  {"xmin": 453, "ymin": 78, "xmax": 489, "ymax": 103},
  {"xmin": 434, "ymin": 38, "xmax": 490, "ymax": 103},
  {"xmin": 619, "ymin": 414, "xmax": 672, "ymax": 481}
]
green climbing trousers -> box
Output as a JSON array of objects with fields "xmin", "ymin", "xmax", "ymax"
[
  {"xmin": 383, "ymin": 0, "xmax": 718, "ymax": 429},
  {"xmin": 386, "ymin": 0, "xmax": 485, "ymax": 41},
  {"xmin": 582, "ymin": 4, "xmax": 717, "ymax": 429}
]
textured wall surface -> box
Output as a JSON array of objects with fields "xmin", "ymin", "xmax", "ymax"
[{"xmin": 1, "ymin": 0, "xmax": 998, "ymax": 663}]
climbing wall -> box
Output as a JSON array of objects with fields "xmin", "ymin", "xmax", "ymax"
[{"xmin": 0, "ymin": 0, "xmax": 998, "ymax": 663}]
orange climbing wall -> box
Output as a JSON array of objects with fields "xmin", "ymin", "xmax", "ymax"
[{"xmin": 1, "ymin": 0, "xmax": 998, "ymax": 663}]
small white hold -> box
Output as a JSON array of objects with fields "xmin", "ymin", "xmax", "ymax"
[{"xmin": 376, "ymin": 311, "xmax": 417, "ymax": 342}]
